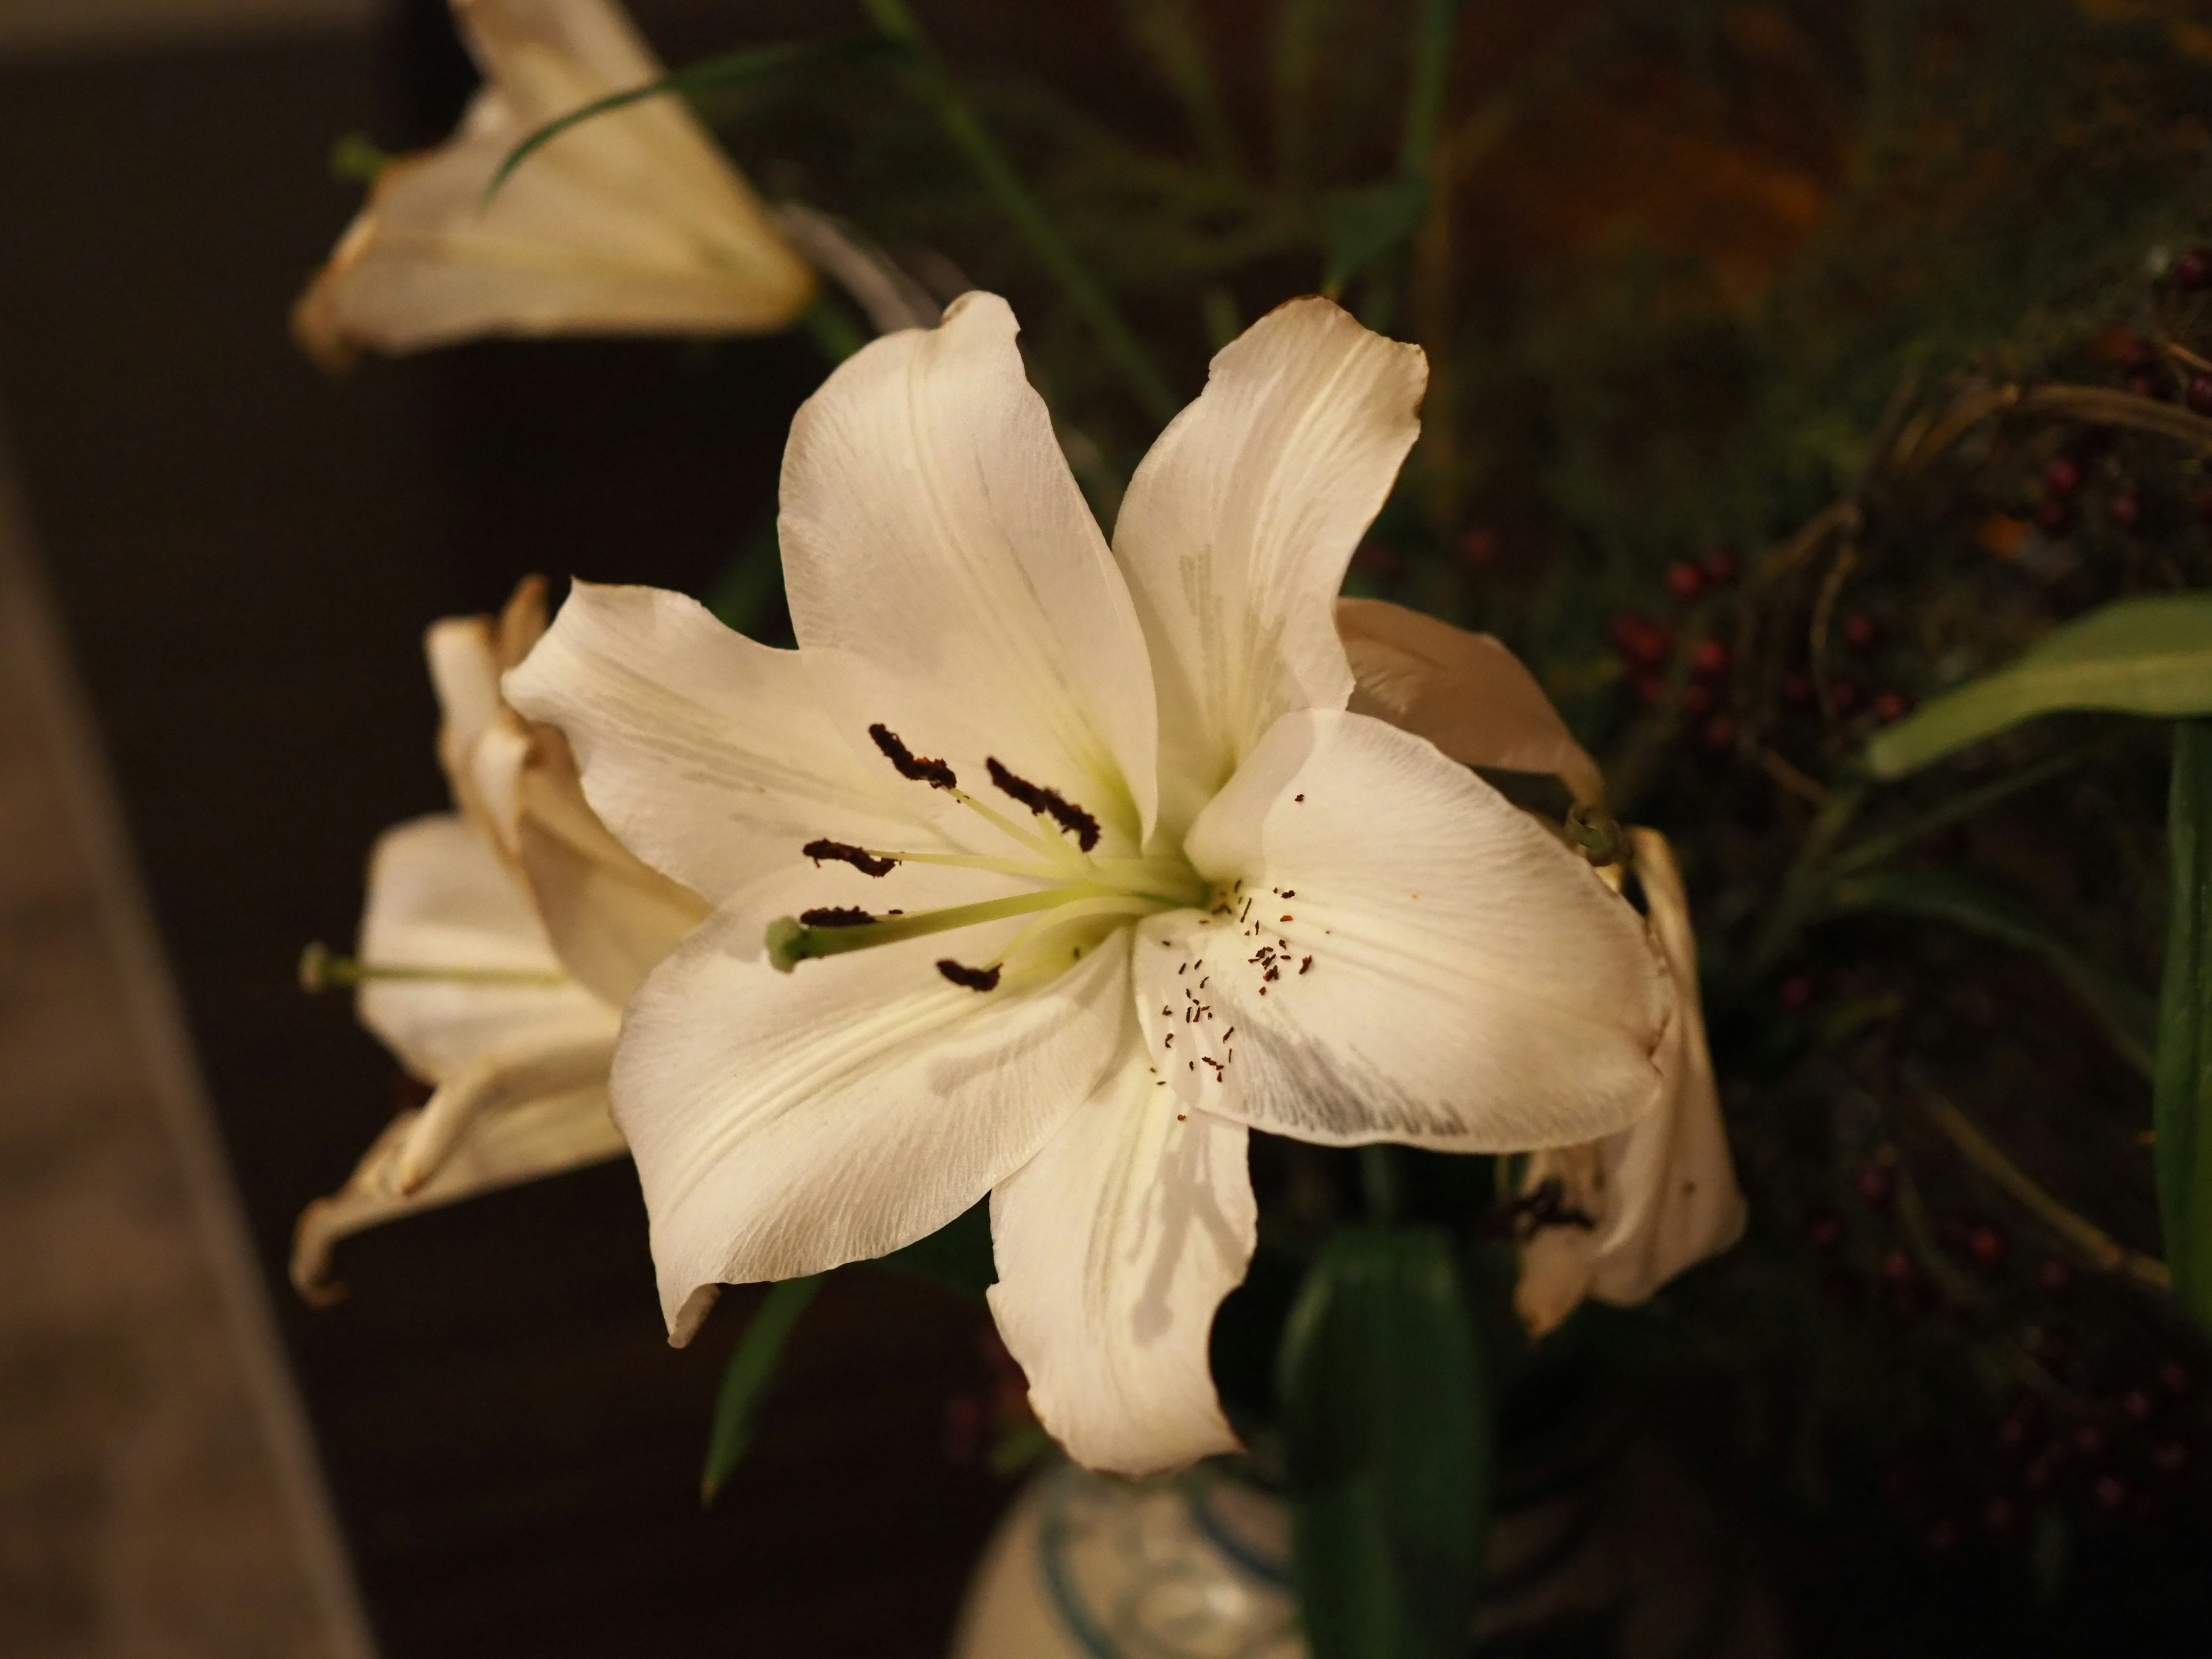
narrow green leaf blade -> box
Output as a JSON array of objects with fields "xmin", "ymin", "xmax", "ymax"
[
  {"xmin": 873, "ymin": 1198, "xmax": 995, "ymax": 1299},
  {"xmin": 1829, "ymin": 866, "xmax": 2156, "ymax": 1075},
  {"xmin": 2156, "ymin": 721, "xmax": 2212, "ymax": 1329},
  {"xmin": 1278, "ymin": 1226, "xmax": 1488, "ymax": 1659},
  {"xmin": 700, "ymin": 1274, "xmax": 823, "ymax": 1504},
  {"xmin": 1866, "ymin": 593, "xmax": 2212, "ymax": 779}
]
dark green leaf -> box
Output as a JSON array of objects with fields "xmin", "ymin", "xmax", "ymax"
[
  {"xmin": 2156, "ymin": 721, "xmax": 2212, "ymax": 1330},
  {"xmin": 1278, "ymin": 1226, "xmax": 1488, "ymax": 1659},
  {"xmin": 700, "ymin": 1274, "xmax": 823, "ymax": 1504},
  {"xmin": 488, "ymin": 35, "xmax": 892, "ymax": 201},
  {"xmin": 873, "ymin": 1199, "xmax": 995, "ymax": 1298},
  {"xmin": 1320, "ymin": 173, "xmax": 1430, "ymax": 291},
  {"xmin": 1865, "ymin": 593, "xmax": 2212, "ymax": 779},
  {"xmin": 1828, "ymin": 866, "xmax": 2156, "ymax": 1075}
]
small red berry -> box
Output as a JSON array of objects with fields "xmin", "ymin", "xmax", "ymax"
[
  {"xmin": 1968, "ymin": 1222, "xmax": 2006, "ymax": 1266},
  {"xmin": 2150, "ymin": 1438, "xmax": 2191, "ymax": 1476},
  {"xmin": 1630, "ymin": 673, "xmax": 1665, "ymax": 707},
  {"xmin": 2045, "ymin": 457, "xmax": 2085, "ymax": 497},
  {"xmin": 1703, "ymin": 549, "xmax": 1739, "ymax": 585},
  {"xmin": 1806, "ymin": 1209, "xmax": 1845, "ymax": 1253},
  {"xmin": 1691, "ymin": 638, "xmax": 1730, "ymax": 679},
  {"xmin": 1352, "ymin": 540, "xmax": 1400, "ymax": 578},
  {"xmin": 1609, "ymin": 611, "xmax": 1671, "ymax": 668},
  {"xmin": 1665, "ymin": 560, "xmax": 1706, "ymax": 601},
  {"xmin": 1781, "ymin": 973, "xmax": 1815, "ymax": 1011},
  {"xmin": 2036, "ymin": 498, "xmax": 2073, "ymax": 533},
  {"xmin": 2122, "ymin": 334, "xmax": 2160, "ymax": 370},
  {"xmin": 1854, "ymin": 1162, "xmax": 1895, "ymax": 1207},
  {"xmin": 1874, "ymin": 690, "xmax": 1912, "ymax": 725},
  {"xmin": 2177, "ymin": 247, "xmax": 2212, "ymax": 290},
  {"xmin": 1782, "ymin": 672, "xmax": 1815, "ymax": 708},
  {"xmin": 1460, "ymin": 527, "xmax": 1499, "ymax": 567},
  {"xmin": 2190, "ymin": 376, "xmax": 2212, "ymax": 416},
  {"xmin": 1681, "ymin": 683, "xmax": 1714, "ymax": 717},
  {"xmin": 2110, "ymin": 490, "xmax": 2143, "ymax": 529},
  {"xmin": 2037, "ymin": 1257, "xmax": 2073, "ymax": 1294},
  {"xmin": 1842, "ymin": 612, "xmax": 1878, "ymax": 652},
  {"xmin": 1828, "ymin": 678, "xmax": 1862, "ymax": 715},
  {"xmin": 2093, "ymin": 1473, "xmax": 2128, "ymax": 1512},
  {"xmin": 1883, "ymin": 1248, "xmax": 1919, "ymax": 1286},
  {"xmin": 1702, "ymin": 714, "xmax": 1738, "ymax": 752}
]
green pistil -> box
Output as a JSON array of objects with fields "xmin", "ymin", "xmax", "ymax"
[{"xmin": 297, "ymin": 941, "xmax": 568, "ymax": 993}]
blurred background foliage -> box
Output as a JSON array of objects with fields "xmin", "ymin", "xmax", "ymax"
[{"xmin": 472, "ymin": 0, "xmax": 2212, "ymax": 1646}]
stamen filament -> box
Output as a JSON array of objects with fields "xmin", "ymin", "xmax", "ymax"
[
  {"xmin": 946, "ymin": 785, "xmax": 1086, "ymax": 868},
  {"xmin": 298, "ymin": 941, "xmax": 567, "ymax": 993},
  {"xmin": 766, "ymin": 881, "xmax": 1183, "ymax": 972}
]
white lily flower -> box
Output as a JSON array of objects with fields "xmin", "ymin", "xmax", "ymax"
[
  {"xmin": 293, "ymin": 0, "xmax": 816, "ymax": 368},
  {"xmin": 1513, "ymin": 830, "xmax": 1745, "ymax": 1336},
  {"xmin": 293, "ymin": 582, "xmax": 706, "ymax": 1302},
  {"xmin": 504, "ymin": 292, "xmax": 1676, "ymax": 1475}
]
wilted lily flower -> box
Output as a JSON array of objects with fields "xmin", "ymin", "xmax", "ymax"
[
  {"xmin": 293, "ymin": 0, "xmax": 816, "ymax": 368},
  {"xmin": 1513, "ymin": 830, "xmax": 1745, "ymax": 1335},
  {"xmin": 293, "ymin": 580, "xmax": 706, "ymax": 1301},
  {"xmin": 505, "ymin": 292, "xmax": 1676, "ymax": 1475}
]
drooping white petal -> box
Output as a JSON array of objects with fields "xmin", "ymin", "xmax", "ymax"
[
  {"xmin": 779, "ymin": 292, "xmax": 1160, "ymax": 849},
  {"xmin": 1516, "ymin": 830, "xmax": 1744, "ymax": 1332},
  {"xmin": 987, "ymin": 1059, "xmax": 1254, "ymax": 1477},
  {"xmin": 503, "ymin": 581, "xmax": 931, "ymax": 907},
  {"xmin": 1132, "ymin": 710, "xmax": 1671, "ymax": 1150},
  {"xmin": 614, "ymin": 863, "xmax": 1137, "ymax": 1342},
  {"xmin": 291, "ymin": 1071, "xmax": 624, "ymax": 1305},
  {"xmin": 512, "ymin": 738, "xmax": 710, "ymax": 1005},
  {"xmin": 1336, "ymin": 597, "xmax": 1605, "ymax": 807},
  {"xmin": 1112, "ymin": 298, "xmax": 1426, "ymax": 836},
  {"xmin": 356, "ymin": 813, "xmax": 618, "ymax": 1083},
  {"xmin": 292, "ymin": 0, "xmax": 812, "ymax": 365}
]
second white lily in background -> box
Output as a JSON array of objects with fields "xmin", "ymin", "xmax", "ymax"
[{"xmin": 293, "ymin": 580, "xmax": 706, "ymax": 1301}]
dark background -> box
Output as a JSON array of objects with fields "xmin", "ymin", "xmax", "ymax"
[{"xmin": 0, "ymin": 9, "xmax": 1017, "ymax": 1654}]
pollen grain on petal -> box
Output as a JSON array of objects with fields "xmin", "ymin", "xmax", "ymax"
[
  {"xmin": 869, "ymin": 723, "xmax": 957, "ymax": 790},
  {"xmin": 935, "ymin": 958, "xmax": 1002, "ymax": 991}
]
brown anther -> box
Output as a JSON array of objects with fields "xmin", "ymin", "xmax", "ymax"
[
  {"xmin": 804, "ymin": 839, "xmax": 898, "ymax": 877},
  {"xmin": 870, "ymin": 724, "xmax": 957, "ymax": 790},
  {"xmin": 935, "ymin": 959, "xmax": 1001, "ymax": 991},
  {"xmin": 799, "ymin": 906, "xmax": 875, "ymax": 927}
]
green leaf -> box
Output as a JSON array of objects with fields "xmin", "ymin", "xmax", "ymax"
[
  {"xmin": 1865, "ymin": 592, "xmax": 2212, "ymax": 779},
  {"xmin": 1278, "ymin": 1226, "xmax": 1488, "ymax": 1659},
  {"xmin": 2155, "ymin": 721, "xmax": 2212, "ymax": 1330},
  {"xmin": 1828, "ymin": 866, "xmax": 2156, "ymax": 1076},
  {"xmin": 700, "ymin": 1274, "xmax": 824, "ymax": 1504},
  {"xmin": 1319, "ymin": 173, "xmax": 1430, "ymax": 292},
  {"xmin": 873, "ymin": 1199, "xmax": 995, "ymax": 1299},
  {"xmin": 488, "ymin": 35, "xmax": 890, "ymax": 201}
]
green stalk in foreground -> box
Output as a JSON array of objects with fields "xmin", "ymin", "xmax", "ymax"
[
  {"xmin": 2155, "ymin": 720, "xmax": 2212, "ymax": 1330},
  {"xmin": 859, "ymin": 0, "xmax": 1182, "ymax": 425}
]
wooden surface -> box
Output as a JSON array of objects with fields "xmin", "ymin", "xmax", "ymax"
[{"xmin": 0, "ymin": 29, "xmax": 1015, "ymax": 1657}]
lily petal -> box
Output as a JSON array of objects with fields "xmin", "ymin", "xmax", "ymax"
[
  {"xmin": 503, "ymin": 581, "xmax": 929, "ymax": 906},
  {"xmin": 1113, "ymin": 298, "xmax": 1426, "ymax": 836},
  {"xmin": 1134, "ymin": 710, "xmax": 1671, "ymax": 1150},
  {"xmin": 356, "ymin": 813, "xmax": 618, "ymax": 1082},
  {"xmin": 779, "ymin": 292, "xmax": 1160, "ymax": 849},
  {"xmin": 512, "ymin": 733, "xmax": 710, "ymax": 1005},
  {"xmin": 987, "ymin": 1059, "xmax": 1254, "ymax": 1477},
  {"xmin": 291, "ymin": 1071, "xmax": 624, "ymax": 1305},
  {"xmin": 293, "ymin": 0, "xmax": 812, "ymax": 366},
  {"xmin": 1516, "ymin": 830, "xmax": 1743, "ymax": 1332},
  {"xmin": 1336, "ymin": 597, "xmax": 1604, "ymax": 807},
  {"xmin": 613, "ymin": 868, "xmax": 1137, "ymax": 1341}
]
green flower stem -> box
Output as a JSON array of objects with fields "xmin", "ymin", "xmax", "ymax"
[
  {"xmin": 859, "ymin": 0, "xmax": 1181, "ymax": 425},
  {"xmin": 1396, "ymin": 0, "xmax": 1461, "ymax": 176}
]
